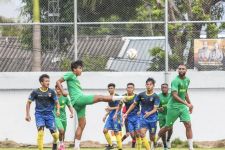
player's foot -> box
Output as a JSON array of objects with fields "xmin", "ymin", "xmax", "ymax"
[
  {"xmin": 105, "ymin": 144, "xmax": 114, "ymax": 150},
  {"xmin": 164, "ymin": 148, "xmax": 168, "ymax": 150},
  {"xmin": 58, "ymin": 144, "xmax": 65, "ymax": 150},
  {"xmin": 52, "ymin": 143, "xmax": 57, "ymax": 150},
  {"xmin": 73, "ymin": 147, "xmax": 80, "ymax": 150},
  {"xmin": 166, "ymin": 141, "xmax": 171, "ymax": 149}
]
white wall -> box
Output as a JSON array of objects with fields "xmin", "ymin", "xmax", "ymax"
[{"xmin": 0, "ymin": 71, "xmax": 225, "ymax": 144}]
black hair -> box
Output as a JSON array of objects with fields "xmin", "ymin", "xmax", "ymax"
[
  {"xmin": 108, "ymin": 83, "xmax": 116, "ymax": 88},
  {"xmin": 161, "ymin": 83, "xmax": 168, "ymax": 86},
  {"xmin": 39, "ymin": 74, "xmax": 49, "ymax": 83},
  {"xmin": 146, "ymin": 77, "xmax": 155, "ymax": 85},
  {"xmin": 127, "ymin": 82, "xmax": 135, "ymax": 87},
  {"xmin": 71, "ymin": 60, "xmax": 83, "ymax": 71}
]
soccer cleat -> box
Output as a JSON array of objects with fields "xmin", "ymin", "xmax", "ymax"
[
  {"xmin": 166, "ymin": 141, "xmax": 171, "ymax": 149},
  {"xmin": 52, "ymin": 143, "xmax": 57, "ymax": 150},
  {"xmin": 105, "ymin": 144, "xmax": 114, "ymax": 150}
]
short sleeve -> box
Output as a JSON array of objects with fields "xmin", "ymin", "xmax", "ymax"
[
  {"xmin": 28, "ymin": 90, "xmax": 37, "ymax": 102},
  {"xmin": 51, "ymin": 90, "xmax": 58, "ymax": 101},
  {"xmin": 154, "ymin": 94, "xmax": 160, "ymax": 107},
  {"xmin": 134, "ymin": 94, "xmax": 141, "ymax": 104},
  {"xmin": 63, "ymin": 72, "xmax": 74, "ymax": 81},
  {"xmin": 171, "ymin": 79, "xmax": 179, "ymax": 92}
]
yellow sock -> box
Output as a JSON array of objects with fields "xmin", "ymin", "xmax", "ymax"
[
  {"xmin": 37, "ymin": 130, "xmax": 44, "ymax": 150},
  {"xmin": 115, "ymin": 134, "xmax": 122, "ymax": 149},
  {"xmin": 142, "ymin": 137, "xmax": 150, "ymax": 150},
  {"xmin": 51, "ymin": 132, "xmax": 59, "ymax": 144},
  {"xmin": 136, "ymin": 137, "xmax": 142, "ymax": 150},
  {"xmin": 104, "ymin": 132, "xmax": 112, "ymax": 146}
]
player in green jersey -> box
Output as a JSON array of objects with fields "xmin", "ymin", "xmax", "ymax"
[
  {"xmin": 55, "ymin": 86, "xmax": 74, "ymax": 150},
  {"xmin": 56, "ymin": 60, "xmax": 130, "ymax": 150},
  {"xmin": 158, "ymin": 83, "xmax": 173, "ymax": 150},
  {"xmin": 157, "ymin": 64, "xmax": 194, "ymax": 150}
]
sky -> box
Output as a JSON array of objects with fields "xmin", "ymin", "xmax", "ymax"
[{"xmin": 0, "ymin": 0, "xmax": 22, "ymax": 20}]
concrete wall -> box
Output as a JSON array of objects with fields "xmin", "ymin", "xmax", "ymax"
[{"xmin": 0, "ymin": 71, "xmax": 225, "ymax": 144}]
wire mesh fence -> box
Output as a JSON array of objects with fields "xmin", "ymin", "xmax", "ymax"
[{"xmin": 0, "ymin": 0, "xmax": 225, "ymax": 72}]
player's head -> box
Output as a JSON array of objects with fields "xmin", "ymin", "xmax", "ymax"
[
  {"xmin": 177, "ymin": 63, "xmax": 187, "ymax": 77},
  {"xmin": 71, "ymin": 60, "xmax": 83, "ymax": 76},
  {"xmin": 145, "ymin": 77, "xmax": 155, "ymax": 91},
  {"xmin": 108, "ymin": 83, "xmax": 115, "ymax": 95},
  {"xmin": 55, "ymin": 85, "xmax": 62, "ymax": 95},
  {"xmin": 161, "ymin": 83, "xmax": 168, "ymax": 94},
  {"xmin": 39, "ymin": 74, "xmax": 50, "ymax": 88},
  {"xmin": 126, "ymin": 83, "xmax": 135, "ymax": 95}
]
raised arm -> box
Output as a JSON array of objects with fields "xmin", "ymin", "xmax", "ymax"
[{"xmin": 56, "ymin": 78, "xmax": 67, "ymax": 97}]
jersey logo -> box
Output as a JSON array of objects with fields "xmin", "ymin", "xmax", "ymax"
[{"xmin": 149, "ymin": 97, "xmax": 153, "ymax": 102}]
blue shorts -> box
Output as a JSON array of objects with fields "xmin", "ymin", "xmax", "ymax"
[
  {"xmin": 140, "ymin": 117, "xmax": 157, "ymax": 135},
  {"xmin": 127, "ymin": 115, "xmax": 140, "ymax": 133},
  {"xmin": 104, "ymin": 116, "xmax": 121, "ymax": 132},
  {"xmin": 35, "ymin": 112, "xmax": 56, "ymax": 131}
]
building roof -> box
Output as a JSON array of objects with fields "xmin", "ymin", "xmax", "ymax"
[
  {"xmin": 106, "ymin": 37, "xmax": 169, "ymax": 71},
  {"xmin": 0, "ymin": 36, "xmax": 124, "ymax": 71}
]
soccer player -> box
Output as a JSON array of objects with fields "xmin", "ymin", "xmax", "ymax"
[
  {"xmin": 103, "ymin": 83, "xmax": 122, "ymax": 150},
  {"xmin": 158, "ymin": 83, "xmax": 173, "ymax": 150},
  {"xmin": 120, "ymin": 105, "xmax": 136, "ymax": 148},
  {"xmin": 56, "ymin": 60, "xmax": 129, "ymax": 150},
  {"xmin": 115, "ymin": 83, "xmax": 141, "ymax": 150},
  {"xmin": 25, "ymin": 74, "xmax": 60, "ymax": 150},
  {"xmin": 157, "ymin": 64, "xmax": 194, "ymax": 150},
  {"xmin": 55, "ymin": 85, "xmax": 74, "ymax": 150},
  {"xmin": 124, "ymin": 78, "xmax": 160, "ymax": 150}
]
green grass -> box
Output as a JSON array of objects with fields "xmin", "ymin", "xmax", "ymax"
[{"xmin": 0, "ymin": 148, "xmax": 224, "ymax": 150}]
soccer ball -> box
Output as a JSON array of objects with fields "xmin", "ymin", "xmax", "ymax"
[{"xmin": 127, "ymin": 48, "xmax": 137, "ymax": 60}]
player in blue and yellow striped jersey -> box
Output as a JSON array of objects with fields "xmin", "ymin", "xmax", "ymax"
[
  {"xmin": 124, "ymin": 78, "xmax": 160, "ymax": 150},
  {"xmin": 103, "ymin": 83, "xmax": 122, "ymax": 150},
  {"xmin": 115, "ymin": 83, "xmax": 141, "ymax": 150}
]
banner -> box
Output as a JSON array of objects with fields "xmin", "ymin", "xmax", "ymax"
[{"xmin": 194, "ymin": 39, "xmax": 225, "ymax": 69}]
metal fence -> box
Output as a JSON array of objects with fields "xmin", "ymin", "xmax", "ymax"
[{"xmin": 0, "ymin": 0, "xmax": 225, "ymax": 73}]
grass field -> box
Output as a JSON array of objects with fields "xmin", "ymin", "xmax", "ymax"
[{"xmin": 0, "ymin": 148, "xmax": 224, "ymax": 150}]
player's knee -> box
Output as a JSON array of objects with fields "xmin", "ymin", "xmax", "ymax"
[
  {"xmin": 37, "ymin": 126, "xmax": 44, "ymax": 131},
  {"xmin": 103, "ymin": 129, "xmax": 108, "ymax": 134},
  {"xmin": 150, "ymin": 135, "xmax": 155, "ymax": 141},
  {"xmin": 59, "ymin": 129, "xmax": 65, "ymax": 134},
  {"xmin": 184, "ymin": 122, "xmax": 192, "ymax": 129}
]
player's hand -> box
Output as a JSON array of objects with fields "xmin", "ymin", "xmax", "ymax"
[
  {"xmin": 70, "ymin": 113, "xmax": 73, "ymax": 118},
  {"xmin": 189, "ymin": 105, "xmax": 194, "ymax": 114},
  {"xmin": 62, "ymin": 91, "xmax": 68, "ymax": 97},
  {"xmin": 105, "ymin": 107, "xmax": 111, "ymax": 112},
  {"xmin": 25, "ymin": 115, "xmax": 31, "ymax": 122},
  {"xmin": 123, "ymin": 113, "xmax": 128, "ymax": 119},
  {"xmin": 113, "ymin": 114, "xmax": 117, "ymax": 121},
  {"xmin": 56, "ymin": 110, "xmax": 60, "ymax": 117},
  {"xmin": 103, "ymin": 116, "xmax": 107, "ymax": 122},
  {"xmin": 144, "ymin": 111, "xmax": 151, "ymax": 118},
  {"xmin": 158, "ymin": 107, "xmax": 164, "ymax": 112}
]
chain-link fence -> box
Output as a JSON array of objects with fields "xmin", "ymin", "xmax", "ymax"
[{"xmin": 0, "ymin": 0, "xmax": 225, "ymax": 72}]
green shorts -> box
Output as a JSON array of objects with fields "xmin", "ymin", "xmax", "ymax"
[
  {"xmin": 55, "ymin": 118, "xmax": 67, "ymax": 131},
  {"xmin": 165, "ymin": 107, "xmax": 190, "ymax": 127},
  {"xmin": 72, "ymin": 95, "xmax": 95, "ymax": 119},
  {"xmin": 158, "ymin": 114, "xmax": 166, "ymax": 128}
]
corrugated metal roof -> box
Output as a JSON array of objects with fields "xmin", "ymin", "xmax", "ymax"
[
  {"xmin": 0, "ymin": 36, "xmax": 124, "ymax": 72},
  {"xmin": 107, "ymin": 37, "xmax": 169, "ymax": 71}
]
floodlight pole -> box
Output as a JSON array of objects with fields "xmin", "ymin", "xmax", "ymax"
[
  {"xmin": 165, "ymin": 0, "xmax": 169, "ymax": 84},
  {"xmin": 74, "ymin": 0, "xmax": 78, "ymax": 61}
]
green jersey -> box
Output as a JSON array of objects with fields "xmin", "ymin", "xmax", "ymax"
[
  {"xmin": 54, "ymin": 95, "xmax": 71, "ymax": 121},
  {"xmin": 158, "ymin": 93, "xmax": 171, "ymax": 116},
  {"xmin": 168, "ymin": 75, "xmax": 190, "ymax": 108},
  {"xmin": 63, "ymin": 72, "xmax": 83, "ymax": 104}
]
